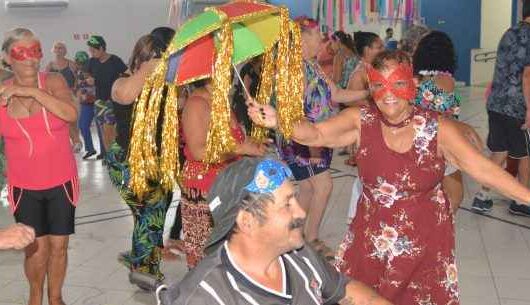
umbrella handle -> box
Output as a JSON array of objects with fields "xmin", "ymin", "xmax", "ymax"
[{"xmin": 233, "ymin": 64, "xmax": 251, "ymax": 100}]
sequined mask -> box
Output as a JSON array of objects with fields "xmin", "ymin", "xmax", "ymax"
[{"xmin": 10, "ymin": 43, "xmax": 43, "ymax": 61}]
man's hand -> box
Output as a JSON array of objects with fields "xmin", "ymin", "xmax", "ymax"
[{"xmin": 0, "ymin": 224, "xmax": 35, "ymax": 250}]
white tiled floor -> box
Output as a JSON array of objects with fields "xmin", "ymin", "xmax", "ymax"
[{"xmin": 1, "ymin": 85, "xmax": 530, "ymax": 305}]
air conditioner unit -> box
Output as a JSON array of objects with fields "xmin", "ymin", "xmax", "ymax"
[{"xmin": 5, "ymin": 0, "xmax": 69, "ymax": 9}]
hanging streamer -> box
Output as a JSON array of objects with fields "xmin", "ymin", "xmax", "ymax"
[
  {"xmin": 315, "ymin": 0, "xmax": 422, "ymax": 30},
  {"xmin": 339, "ymin": 0, "xmax": 344, "ymax": 31}
]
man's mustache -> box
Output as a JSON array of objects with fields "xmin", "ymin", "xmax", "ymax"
[{"xmin": 288, "ymin": 218, "xmax": 306, "ymax": 230}]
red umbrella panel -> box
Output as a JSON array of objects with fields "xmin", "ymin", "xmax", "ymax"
[{"xmin": 166, "ymin": 35, "xmax": 215, "ymax": 85}]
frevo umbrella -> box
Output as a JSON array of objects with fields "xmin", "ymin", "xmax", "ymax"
[{"xmin": 129, "ymin": 1, "xmax": 305, "ymax": 198}]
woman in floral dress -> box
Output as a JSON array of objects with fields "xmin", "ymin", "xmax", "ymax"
[
  {"xmin": 278, "ymin": 17, "xmax": 368, "ymax": 257},
  {"xmin": 413, "ymin": 31, "xmax": 464, "ymax": 214},
  {"xmin": 249, "ymin": 50, "xmax": 530, "ymax": 305}
]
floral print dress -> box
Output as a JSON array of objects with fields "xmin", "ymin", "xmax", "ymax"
[
  {"xmin": 414, "ymin": 78, "xmax": 461, "ymax": 119},
  {"xmin": 335, "ymin": 105, "xmax": 459, "ymax": 305},
  {"xmin": 278, "ymin": 60, "xmax": 335, "ymax": 169}
]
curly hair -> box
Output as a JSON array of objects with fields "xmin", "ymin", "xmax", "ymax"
[
  {"xmin": 332, "ymin": 31, "xmax": 356, "ymax": 54},
  {"xmin": 412, "ymin": 31, "xmax": 456, "ymax": 75}
]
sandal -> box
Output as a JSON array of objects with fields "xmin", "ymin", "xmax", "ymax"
[{"xmin": 308, "ymin": 239, "xmax": 336, "ymax": 263}]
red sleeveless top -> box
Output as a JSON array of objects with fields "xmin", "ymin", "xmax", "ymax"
[
  {"xmin": 0, "ymin": 73, "xmax": 79, "ymax": 211},
  {"xmin": 181, "ymin": 125, "xmax": 245, "ymax": 193}
]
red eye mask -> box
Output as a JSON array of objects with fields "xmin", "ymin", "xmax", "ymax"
[
  {"xmin": 366, "ymin": 64, "xmax": 416, "ymax": 101},
  {"xmin": 10, "ymin": 43, "xmax": 43, "ymax": 61}
]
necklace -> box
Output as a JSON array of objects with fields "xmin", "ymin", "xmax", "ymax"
[{"xmin": 379, "ymin": 107, "xmax": 415, "ymax": 133}]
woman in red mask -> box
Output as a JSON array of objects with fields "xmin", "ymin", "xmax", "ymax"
[
  {"xmin": 0, "ymin": 28, "xmax": 78, "ymax": 305},
  {"xmin": 248, "ymin": 50, "xmax": 530, "ymax": 305}
]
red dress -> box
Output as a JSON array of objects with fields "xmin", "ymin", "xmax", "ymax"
[{"xmin": 335, "ymin": 105, "xmax": 459, "ymax": 305}]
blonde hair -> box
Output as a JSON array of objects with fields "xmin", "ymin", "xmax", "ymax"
[
  {"xmin": 1, "ymin": 28, "xmax": 38, "ymax": 53},
  {"xmin": 52, "ymin": 41, "xmax": 66, "ymax": 52}
]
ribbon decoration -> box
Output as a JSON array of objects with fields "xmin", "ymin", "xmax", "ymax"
[
  {"xmin": 168, "ymin": 0, "xmax": 192, "ymax": 28},
  {"xmin": 314, "ymin": 0, "xmax": 422, "ymax": 31}
]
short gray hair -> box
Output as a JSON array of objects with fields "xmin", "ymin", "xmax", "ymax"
[
  {"xmin": 2, "ymin": 28, "xmax": 38, "ymax": 52},
  {"xmin": 227, "ymin": 192, "xmax": 275, "ymax": 240}
]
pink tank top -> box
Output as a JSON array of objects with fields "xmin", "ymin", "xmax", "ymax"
[{"xmin": 0, "ymin": 73, "xmax": 79, "ymax": 210}]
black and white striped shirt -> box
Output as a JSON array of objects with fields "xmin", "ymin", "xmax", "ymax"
[{"xmin": 168, "ymin": 242, "xmax": 348, "ymax": 305}]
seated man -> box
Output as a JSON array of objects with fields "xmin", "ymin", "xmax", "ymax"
[
  {"xmin": 0, "ymin": 223, "xmax": 35, "ymax": 250},
  {"xmin": 157, "ymin": 157, "xmax": 392, "ymax": 305}
]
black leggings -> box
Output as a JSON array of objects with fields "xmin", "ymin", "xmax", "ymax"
[{"xmin": 169, "ymin": 204, "xmax": 182, "ymax": 240}]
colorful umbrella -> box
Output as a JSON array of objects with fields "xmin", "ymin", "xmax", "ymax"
[
  {"xmin": 128, "ymin": 1, "xmax": 304, "ymax": 198},
  {"xmin": 165, "ymin": 1, "xmax": 281, "ymax": 85}
]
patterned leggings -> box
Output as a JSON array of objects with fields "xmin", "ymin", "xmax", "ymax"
[
  {"xmin": 180, "ymin": 187, "xmax": 213, "ymax": 269},
  {"xmin": 106, "ymin": 143, "xmax": 170, "ymax": 279}
]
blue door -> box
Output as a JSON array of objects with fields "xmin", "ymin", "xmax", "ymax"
[
  {"xmin": 268, "ymin": 0, "xmax": 313, "ymax": 18},
  {"xmin": 421, "ymin": 0, "xmax": 481, "ymax": 85}
]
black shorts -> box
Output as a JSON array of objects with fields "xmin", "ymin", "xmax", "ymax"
[
  {"xmin": 289, "ymin": 163, "xmax": 329, "ymax": 181},
  {"xmin": 13, "ymin": 182, "xmax": 76, "ymax": 237},
  {"xmin": 487, "ymin": 111, "xmax": 530, "ymax": 159}
]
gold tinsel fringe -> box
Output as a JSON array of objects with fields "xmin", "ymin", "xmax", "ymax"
[
  {"xmin": 142, "ymin": 57, "xmax": 169, "ymax": 180},
  {"xmin": 204, "ymin": 19, "xmax": 236, "ymax": 164},
  {"xmin": 276, "ymin": 7, "xmax": 304, "ymax": 139},
  {"xmin": 286, "ymin": 21, "xmax": 305, "ymax": 128},
  {"xmin": 128, "ymin": 73, "xmax": 155, "ymax": 198},
  {"xmin": 251, "ymin": 48, "xmax": 275, "ymax": 142},
  {"xmin": 160, "ymin": 84, "xmax": 180, "ymax": 191}
]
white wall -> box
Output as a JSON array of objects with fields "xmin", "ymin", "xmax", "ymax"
[
  {"xmin": 0, "ymin": 0, "xmax": 170, "ymax": 67},
  {"xmin": 481, "ymin": 0, "xmax": 512, "ymax": 49},
  {"xmin": 470, "ymin": 0, "xmax": 512, "ymax": 85}
]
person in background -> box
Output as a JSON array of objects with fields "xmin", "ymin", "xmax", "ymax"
[
  {"xmin": 472, "ymin": 1, "xmax": 530, "ymax": 217},
  {"xmin": 331, "ymin": 31, "xmax": 359, "ymax": 156},
  {"xmin": 0, "ymin": 223, "xmax": 35, "ymax": 250},
  {"xmin": 400, "ymin": 25, "xmax": 430, "ymax": 56},
  {"xmin": 73, "ymin": 51, "xmax": 97, "ymax": 159},
  {"xmin": 0, "ymin": 27, "xmax": 79, "ymax": 305},
  {"xmin": 413, "ymin": 31, "xmax": 464, "ymax": 213},
  {"xmin": 317, "ymin": 35, "xmax": 336, "ymax": 79},
  {"xmin": 278, "ymin": 17, "xmax": 368, "ymax": 261},
  {"xmin": 232, "ymin": 56, "xmax": 262, "ymax": 133},
  {"xmin": 46, "ymin": 41, "xmax": 82, "ymax": 153},
  {"xmin": 159, "ymin": 157, "xmax": 392, "ymax": 305},
  {"xmin": 149, "ymin": 26, "xmax": 186, "ymax": 259},
  {"xmin": 331, "ymin": 31, "xmax": 359, "ymax": 90},
  {"xmin": 179, "ymin": 78, "xmax": 267, "ymax": 268},
  {"xmin": 111, "ymin": 34, "xmax": 171, "ymax": 290},
  {"xmin": 86, "ymin": 35, "xmax": 127, "ymax": 160},
  {"xmin": 344, "ymin": 31, "xmax": 384, "ymax": 166},
  {"xmin": 384, "ymin": 27, "xmax": 398, "ymax": 50}
]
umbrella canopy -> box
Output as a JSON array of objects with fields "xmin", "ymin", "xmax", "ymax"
[{"xmin": 166, "ymin": 2, "xmax": 281, "ymax": 85}]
